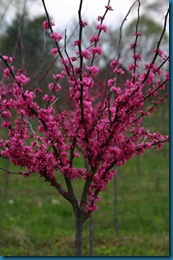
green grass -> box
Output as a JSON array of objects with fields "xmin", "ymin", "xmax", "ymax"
[{"xmin": 0, "ymin": 103, "xmax": 169, "ymax": 256}]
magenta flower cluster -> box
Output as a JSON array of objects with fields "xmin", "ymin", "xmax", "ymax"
[{"xmin": 0, "ymin": 3, "xmax": 169, "ymax": 214}]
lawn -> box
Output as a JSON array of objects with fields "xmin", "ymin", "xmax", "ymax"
[{"xmin": 0, "ymin": 102, "xmax": 169, "ymax": 256}]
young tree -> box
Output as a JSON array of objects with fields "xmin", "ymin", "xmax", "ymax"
[{"xmin": 0, "ymin": 0, "xmax": 169, "ymax": 256}]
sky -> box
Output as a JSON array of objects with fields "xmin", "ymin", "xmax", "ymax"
[
  {"xmin": 0, "ymin": 0, "xmax": 168, "ymax": 34},
  {"xmin": 29, "ymin": 0, "xmax": 137, "ymax": 30}
]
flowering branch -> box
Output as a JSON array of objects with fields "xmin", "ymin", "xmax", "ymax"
[
  {"xmin": 0, "ymin": 0, "xmax": 169, "ymax": 228},
  {"xmin": 116, "ymin": 0, "xmax": 138, "ymax": 65}
]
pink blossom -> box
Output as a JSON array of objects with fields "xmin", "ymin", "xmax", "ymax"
[
  {"xmin": 81, "ymin": 50, "xmax": 91, "ymax": 60},
  {"xmin": 133, "ymin": 32, "xmax": 142, "ymax": 36},
  {"xmin": 42, "ymin": 19, "xmax": 55, "ymax": 30},
  {"xmin": 90, "ymin": 35, "xmax": 100, "ymax": 44},
  {"xmin": 51, "ymin": 48, "xmax": 58, "ymax": 56},
  {"xmin": 74, "ymin": 68, "xmax": 82, "ymax": 74},
  {"xmin": 50, "ymin": 32, "xmax": 63, "ymax": 41},
  {"xmin": 3, "ymin": 68, "xmax": 11, "ymax": 79},
  {"xmin": 85, "ymin": 65, "xmax": 99, "ymax": 76},
  {"xmin": 164, "ymin": 72, "xmax": 169, "ymax": 81},
  {"xmin": 117, "ymin": 68, "xmax": 124, "ymax": 75},
  {"xmin": 43, "ymin": 94, "xmax": 56, "ymax": 102},
  {"xmin": 2, "ymin": 55, "xmax": 13, "ymax": 63},
  {"xmin": 110, "ymin": 86, "xmax": 122, "ymax": 94},
  {"xmin": 1, "ymin": 121, "xmax": 11, "ymax": 128},
  {"xmin": 133, "ymin": 53, "xmax": 142, "ymax": 61},
  {"xmin": 80, "ymin": 21, "xmax": 88, "ymax": 27},
  {"xmin": 110, "ymin": 59, "xmax": 120, "ymax": 69},
  {"xmin": 2, "ymin": 111, "xmax": 11, "ymax": 118},
  {"xmin": 73, "ymin": 40, "xmax": 81, "ymax": 46},
  {"xmin": 152, "ymin": 49, "xmax": 168, "ymax": 61},
  {"xmin": 130, "ymin": 43, "xmax": 138, "ymax": 49},
  {"xmin": 97, "ymin": 16, "xmax": 103, "ymax": 21},
  {"xmin": 15, "ymin": 74, "xmax": 30, "ymax": 86},
  {"xmin": 60, "ymin": 58, "xmax": 69, "ymax": 66},
  {"xmin": 128, "ymin": 63, "xmax": 140, "ymax": 71},
  {"xmin": 89, "ymin": 46, "xmax": 102, "ymax": 55},
  {"xmin": 23, "ymin": 90, "xmax": 35, "ymax": 101},
  {"xmin": 48, "ymin": 83, "xmax": 61, "ymax": 92},
  {"xmin": 95, "ymin": 24, "xmax": 108, "ymax": 33},
  {"xmin": 107, "ymin": 78, "xmax": 116, "ymax": 87},
  {"xmin": 71, "ymin": 56, "xmax": 77, "ymax": 62},
  {"xmin": 0, "ymin": 2, "xmax": 169, "ymax": 217},
  {"xmin": 105, "ymin": 5, "xmax": 113, "ymax": 11},
  {"xmin": 52, "ymin": 73, "xmax": 65, "ymax": 80}
]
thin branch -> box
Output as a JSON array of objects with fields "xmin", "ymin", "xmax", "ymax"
[
  {"xmin": 110, "ymin": 0, "xmax": 139, "ymax": 106},
  {"xmin": 17, "ymin": 16, "xmax": 25, "ymax": 68},
  {"xmin": 34, "ymin": 30, "xmax": 48, "ymax": 90},
  {"xmin": 116, "ymin": 0, "xmax": 138, "ymax": 64},
  {"xmin": 80, "ymin": 166, "xmax": 97, "ymax": 211},
  {"xmin": 132, "ymin": 0, "xmax": 140, "ymax": 82},
  {"xmin": 41, "ymin": 0, "xmax": 70, "ymax": 76},
  {"xmin": 64, "ymin": 29, "xmax": 76, "ymax": 79},
  {"xmin": 0, "ymin": 54, "xmax": 22, "ymax": 89},
  {"xmin": 142, "ymin": 8, "xmax": 169, "ymax": 84},
  {"xmin": 77, "ymin": 0, "xmax": 86, "ymax": 126},
  {"xmin": 132, "ymin": 93, "xmax": 169, "ymax": 123},
  {"xmin": 89, "ymin": 0, "xmax": 111, "ymax": 68},
  {"xmin": 0, "ymin": 167, "xmax": 21, "ymax": 175},
  {"xmin": 143, "ymin": 79, "xmax": 168, "ymax": 102},
  {"xmin": 0, "ymin": 0, "xmax": 13, "ymax": 27},
  {"xmin": 89, "ymin": 158, "xmax": 117, "ymax": 208},
  {"xmin": 40, "ymin": 169, "xmax": 72, "ymax": 202},
  {"xmin": 78, "ymin": 0, "xmax": 84, "ymax": 72},
  {"xmin": 51, "ymin": 144, "xmax": 76, "ymax": 203}
]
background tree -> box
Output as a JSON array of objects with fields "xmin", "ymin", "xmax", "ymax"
[{"xmin": 0, "ymin": 14, "xmax": 56, "ymax": 80}]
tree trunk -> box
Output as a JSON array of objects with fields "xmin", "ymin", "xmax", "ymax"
[
  {"xmin": 89, "ymin": 214, "xmax": 94, "ymax": 256},
  {"xmin": 74, "ymin": 213, "xmax": 84, "ymax": 256}
]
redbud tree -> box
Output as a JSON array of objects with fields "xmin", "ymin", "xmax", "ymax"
[{"xmin": 0, "ymin": 0, "xmax": 169, "ymax": 256}]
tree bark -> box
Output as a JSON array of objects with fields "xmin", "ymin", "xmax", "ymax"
[
  {"xmin": 74, "ymin": 213, "xmax": 84, "ymax": 256},
  {"xmin": 89, "ymin": 214, "xmax": 94, "ymax": 256}
]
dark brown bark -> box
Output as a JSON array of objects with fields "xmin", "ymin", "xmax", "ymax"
[
  {"xmin": 72, "ymin": 200, "xmax": 89, "ymax": 256},
  {"xmin": 89, "ymin": 214, "xmax": 94, "ymax": 256},
  {"xmin": 75, "ymin": 213, "xmax": 83, "ymax": 256}
]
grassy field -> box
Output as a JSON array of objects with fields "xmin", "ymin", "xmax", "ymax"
[{"xmin": 0, "ymin": 103, "xmax": 169, "ymax": 256}]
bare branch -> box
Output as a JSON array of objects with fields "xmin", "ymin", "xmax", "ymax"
[{"xmin": 142, "ymin": 8, "xmax": 169, "ymax": 84}]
